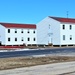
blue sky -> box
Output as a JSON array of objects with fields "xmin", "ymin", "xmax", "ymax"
[{"xmin": 0, "ymin": 0, "xmax": 75, "ymax": 24}]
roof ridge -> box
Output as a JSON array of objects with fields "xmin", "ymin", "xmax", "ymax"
[
  {"xmin": 0, "ymin": 23, "xmax": 36, "ymax": 29},
  {"xmin": 49, "ymin": 16, "xmax": 75, "ymax": 20},
  {"xmin": 48, "ymin": 16, "xmax": 75, "ymax": 23},
  {"xmin": 0, "ymin": 22, "xmax": 35, "ymax": 25}
]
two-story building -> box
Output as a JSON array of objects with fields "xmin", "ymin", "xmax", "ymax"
[
  {"xmin": 37, "ymin": 16, "xmax": 75, "ymax": 46},
  {"xmin": 0, "ymin": 23, "xmax": 37, "ymax": 46},
  {"xmin": 0, "ymin": 16, "xmax": 75, "ymax": 47}
]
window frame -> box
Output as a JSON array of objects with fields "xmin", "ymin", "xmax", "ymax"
[
  {"xmin": 63, "ymin": 35, "xmax": 65, "ymax": 40},
  {"xmin": 8, "ymin": 37, "xmax": 10, "ymax": 41},
  {"xmin": 49, "ymin": 24, "xmax": 50, "ymax": 29},
  {"xmin": 15, "ymin": 29, "xmax": 17, "ymax": 33},
  {"xmin": 33, "ymin": 30, "xmax": 35, "ymax": 34},
  {"xmin": 21, "ymin": 29, "xmax": 23, "ymax": 33},
  {"xmin": 15, "ymin": 38, "xmax": 17, "ymax": 41},
  {"xmin": 62, "ymin": 25, "xmax": 65, "ymax": 29},
  {"xmin": 27, "ymin": 29, "xmax": 30, "ymax": 33},
  {"xmin": 33, "ymin": 38, "xmax": 36, "ymax": 41},
  {"xmin": 70, "ymin": 25, "xmax": 72, "ymax": 30},
  {"xmin": 21, "ymin": 37, "xmax": 24, "ymax": 41},
  {"xmin": 70, "ymin": 35, "xmax": 72, "ymax": 40},
  {"xmin": 8, "ymin": 29, "xmax": 10, "ymax": 33},
  {"xmin": 28, "ymin": 37, "xmax": 30, "ymax": 41}
]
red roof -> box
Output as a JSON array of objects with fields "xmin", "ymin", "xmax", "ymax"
[
  {"xmin": 0, "ymin": 23, "xmax": 36, "ymax": 29},
  {"xmin": 49, "ymin": 16, "xmax": 75, "ymax": 23}
]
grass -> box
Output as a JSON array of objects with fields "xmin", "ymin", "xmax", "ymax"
[{"xmin": 0, "ymin": 56, "xmax": 75, "ymax": 70}]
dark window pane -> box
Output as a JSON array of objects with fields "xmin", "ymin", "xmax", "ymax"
[
  {"xmin": 28, "ymin": 38, "xmax": 30, "ymax": 41},
  {"xmin": 15, "ymin": 38, "xmax": 17, "ymax": 41},
  {"xmin": 70, "ymin": 35, "xmax": 72, "ymax": 40},
  {"xmin": 8, "ymin": 29, "xmax": 10, "ymax": 33},
  {"xmin": 33, "ymin": 31, "xmax": 35, "ymax": 33},
  {"xmin": 21, "ymin": 37, "xmax": 23, "ymax": 41},
  {"xmin": 15, "ymin": 29, "xmax": 17, "ymax": 33},
  {"xmin": 70, "ymin": 25, "xmax": 72, "ymax": 30},
  {"xmin": 21, "ymin": 29, "xmax": 23, "ymax": 33},
  {"xmin": 21, "ymin": 31, "xmax": 23, "ymax": 33},
  {"xmin": 63, "ymin": 25, "xmax": 65, "ymax": 29},
  {"xmin": 8, "ymin": 38, "xmax": 10, "ymax": 41},
  {"xmin": 33, "ymin": 38, "xmax": 36, "ymax": 41},
  {"xmin": 63, "ymin": 35, "xmax": 65, "ymax": 40},
  {"xmin": 28, "ymin": 31, "xmax": 29, "ymax": 33}
]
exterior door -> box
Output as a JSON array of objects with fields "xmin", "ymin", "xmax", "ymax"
[{"xmin": 48, "ymin": 37, "xmax": 52, "ymax": 44}]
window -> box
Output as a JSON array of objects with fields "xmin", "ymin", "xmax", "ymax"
[
  {"xmin": 21, "ymin": 37, "xmax": 24, "ymax": 41},
  {"xmin": 33, "ymin": 38, "xmax": 36, "ymax": 41},
  {"xmin": 49, "ymin": 24, "xmax": 50, "ymax": 29},
  {"xmin": 63, "ymin": 35, "xmax": 65, "ymax": 40},
  {"xmin": 15, "ymin": 29, "xmax": 17, "ymax": 33},
  {"xmin": 21, "ymin": 29, "xmax": 23, "ymax": 33},
  {"xmin": 33, "ymin": 30, "xmax": 35, "ymax": 33},
  {"xmin": 8, "ymin": 38, "xmax": 10, "ymax": 41},
  {"xmin": 28, "ymin": 38, "xmax": 30, "ymax": 41},
  {"xmin": 8, "ymin": 29, "xmax": 10, "ymax": 33},
  {"xmin": 27, "ymin": 30, "xmax": 30, "ymax": 33},
  {"xmin": 70, "ymin": 35, "xmax": 72, "ymax": 40},
  {"xmin": 62, "ymin": 25, "xmax": 65, "ymax": 29},
  {"xmin": 70, "ymin": 25, "xmax": 72, "ymax": 30},
  {"xmin": 15, "ymin": 38, "xmax": 17, "ymax": 41}
]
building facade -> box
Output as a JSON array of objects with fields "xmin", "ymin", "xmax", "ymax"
[
  {"xmin": 1, "ymin": 16, "xmax": 75, "ymax": 47},
  {"xmin": 0, "ymin": 23, "xmax": 37, "ymax": 46},
  {"xmin": 37, "ymin": 16, "xmax": 75, "ymax": 46}
]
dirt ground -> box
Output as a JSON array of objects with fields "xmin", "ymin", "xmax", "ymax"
[{"xmin": 0, "ymin": 56, "xmax": 75, "ymax": 70}]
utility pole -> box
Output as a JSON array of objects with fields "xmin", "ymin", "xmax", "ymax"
[{"xmin": 67, "ymin": 11, "xmax": 69, "ymax": 18}]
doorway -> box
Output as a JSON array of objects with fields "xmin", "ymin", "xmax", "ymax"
[{"xmin": 48, "ymin": 37, "xmax": 52, "ymax": 44}]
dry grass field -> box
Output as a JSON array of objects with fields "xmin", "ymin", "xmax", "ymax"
[{"xmin": 0, "ymin": 56, "xmax": 75, "ymax": 70}]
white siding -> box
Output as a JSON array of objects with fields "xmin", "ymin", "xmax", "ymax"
[
  {"xmin": 60, "ymin": 23, "xmax": 75, "ymax": 45},
  {"xmin": 5, "ymin": 28, "xmax": 37, "ymax": 45},
  {"xmin": 37, "ymin": 17, "xmax": 50, "ymax": 45},
  {"xmin": 0, "ymin": 24, "xmax": 6, "ymax": 45},
  {"xmin": 2, "ymin": 17, "xmax": 75, "ymax": 46},
  {"xmin": 48, "ymin": 17, "xmax": 61, "ymax": 45},
  {"xmin": 37, "ymin": 17, "xmax": 61, "ymax": 45}
]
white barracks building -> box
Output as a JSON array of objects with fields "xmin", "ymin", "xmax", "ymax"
[
  {"xmin": 1, "ymin": 16, "xmax": 75, "ymax": 47},
  {"xmin": 0, "ymin": 23, "xmax": 37, "ymax": 46},
  {"xmin": 37, "ymin": 16, "xmax": 75, "ymax": 46}
]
